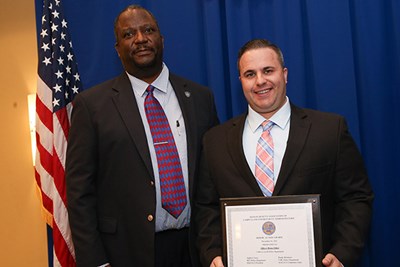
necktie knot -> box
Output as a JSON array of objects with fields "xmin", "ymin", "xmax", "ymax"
[
  {"xmin": 146, "ymin": 85, "xmax": 155, "ymax": 95},
  {"xmin": 262, "ymin": 120, "xmax": 274, "ymax": 132}
]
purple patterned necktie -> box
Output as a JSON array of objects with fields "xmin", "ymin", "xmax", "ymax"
[{"xmin": 144, "ymin": 85, "xmax": 187, "ymax": 218}]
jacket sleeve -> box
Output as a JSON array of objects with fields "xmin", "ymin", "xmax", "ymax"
[
  {"xmin": 329, "ymin": 117, "xmax": 374, "ymax": 266},
  {"xmin": 193, "ymin": 134, "xmax": 224, "ymax": 267},
  {"xmin": 66, "ymin": 93, "xmax": 108, "ymax": 266}
]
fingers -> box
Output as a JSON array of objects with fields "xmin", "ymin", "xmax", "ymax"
[
  {"xmin": 210, "ymin": 256, "xmax": 224, "ymax": 267},
  {"xmin": 322, "ymin": 253, "xmax": 343, "ymax": 267}
]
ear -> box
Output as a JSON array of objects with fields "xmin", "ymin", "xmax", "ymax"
[
  {"xmin": 114, "ymin": 42, "xmax": 121, "ymax": 58},
  {"xmin": 283, "ymin": 67, "xmax": 288, "ymax": 84}
]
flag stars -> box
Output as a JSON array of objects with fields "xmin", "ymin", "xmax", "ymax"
[
  {"xmin": 55, "ymin": 70, "xmax": 63, "ymax": 79},
  {"xmin": 72, "ymin": 85, "xmax": 79, "ymax": 94},
  {"xmin": 40, "ymin": 29, "xmax": 48, "ymax": 38},
  {"xmin": 51, "ymin": 23, "xmax": 58, "ymax": 32},
  {"xmin": 43, "ymin": 57, "xmax": 51, "ymax": 66},
  {"xmin": 53, "ymin": 84, "xmax": 62, "ymax": 92},
  {"xmin": 39, "ymin": 1, "xmax": 82, "ymax": 114},
  {"xmin": 67, "ymin": 53, "xmax": 73, "ymax": 61},
  {"xmin": 53, "ymin": 98, "xmax": 60, "ymax": 107},
  {"xmin": 52, "ymin": 10, "xmax": 60, "ymax": 19},
  {"xmin": 41, "ymin": 42, "xmax": 50, "ymax": 52},
  {"xmin": 73, "ymin": 73, "xmax": 80, "ymax": 81},
  {"xmin": 57, "ymin": 57, "xmax": 64, "ymax": 65}
]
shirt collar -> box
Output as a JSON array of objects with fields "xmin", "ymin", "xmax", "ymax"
[
  {"xmin": 126, "ymin": 63, "xmax": 170, "ymax": 97},
  {"xmin": 247, "ymin": 96, "xmax": 291, "ymax": 132}
]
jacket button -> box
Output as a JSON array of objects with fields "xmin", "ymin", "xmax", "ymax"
[{"xmin": 147, "ymin": 215, "xmax": 154, "ymax": 222}]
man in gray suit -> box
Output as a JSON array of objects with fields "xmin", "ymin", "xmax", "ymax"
[
  {"xmin": 66, "ymin": 5, "xmax": 218, "ymax": 267},
  {"xmin": 194, "ymin": 39, "xmax": 373, "ymax": 267}
]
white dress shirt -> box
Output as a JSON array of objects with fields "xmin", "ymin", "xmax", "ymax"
[
  {"xmin": 243, "ymin": 97, "xmax": 291, "ymax": 187},
  {"xmin": 127, "ymin": 63, "xmax": 190, "ymax": 232}
]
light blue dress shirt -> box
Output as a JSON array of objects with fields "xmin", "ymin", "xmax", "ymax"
[
  {"xmin": 127, "ymin": 63, "xmax": 190, "ymax": 232},
  {"xmin": 243, "ymin": 97, "xmax": 291, "ymax": 189}
]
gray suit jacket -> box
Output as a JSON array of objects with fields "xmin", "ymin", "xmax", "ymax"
[
  {"xmin": 195, "ymin": 104, "xmax": 373, "ymax": 267},
  {"xmin": 66, "ymin": 72, "xmax": 219, "ymax": 266}
]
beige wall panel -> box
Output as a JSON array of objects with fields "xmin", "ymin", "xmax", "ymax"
[{"xmin": 0, "ymin": 0, "xmax": 47, "ymax": 265}]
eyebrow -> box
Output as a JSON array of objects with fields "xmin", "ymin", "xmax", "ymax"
[
  {"xmin": 242, "ymin": 69, "xmax": 255, "ymax": 76},
  {"xmin": 243, "ymin": 66, "xmax": 273, "ymax": 72}
]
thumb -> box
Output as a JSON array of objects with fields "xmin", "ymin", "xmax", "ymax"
[{"xmin": 322, "ymin": 253, "xmax": 334, "ymax": 266}]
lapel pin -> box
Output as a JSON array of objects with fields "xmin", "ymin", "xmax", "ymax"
[{"xmin": 184, "ymin": 91, "xmax": 191, "ymax": 98}]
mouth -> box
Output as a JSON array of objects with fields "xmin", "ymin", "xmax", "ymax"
[
  {"xmin": 255, "ymin": 88, "xmax": 272, "ymax": 95},
  {"xmin": 134, "ymin": 46, "xmax": 154, "ymax": 56}
]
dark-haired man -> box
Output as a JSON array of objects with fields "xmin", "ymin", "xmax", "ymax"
[{"xmin": 195, "ymin": 39, "xmax": 373, "ymax": 267}]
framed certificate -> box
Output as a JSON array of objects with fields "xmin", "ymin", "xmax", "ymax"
[{"xmin": 220, "ymin": 195, "xmax": 323, "ymax": 267}]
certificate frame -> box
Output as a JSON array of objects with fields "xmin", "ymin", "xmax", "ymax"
[{"xmin": 220, "ymin": 194, "xmax": 323, "ymax": 267}]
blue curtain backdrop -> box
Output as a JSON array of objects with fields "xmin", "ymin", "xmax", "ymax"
[{"xmin": 35, "ymin": 1, "xmax": 400, "ymax": 266}]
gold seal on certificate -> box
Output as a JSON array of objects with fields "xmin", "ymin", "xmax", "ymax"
[
  {"xmin": 262, "ymin": 221, "xmax": 276, "ymax": 235},
  {"xmin": 220, "ymin": 195, "xmax": 323, "ymax": 267}
]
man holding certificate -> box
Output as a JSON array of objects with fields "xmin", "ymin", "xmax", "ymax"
[{"xmin": 194, "ymin": 39, "xmax": 373, "ymax": 267}]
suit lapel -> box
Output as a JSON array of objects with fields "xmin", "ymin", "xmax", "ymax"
[
  {"xmin": 111, "ymin": 73, "xmax": 154, "ymax": 178},
  {"xmin": 273, "ymin": 105, "xmax": 310, "ymax": 195},
  {"xmin": 227, "ymin": 115, "xmax": 264, "ymax": 195}
]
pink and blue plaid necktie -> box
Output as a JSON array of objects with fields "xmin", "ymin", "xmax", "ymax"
[
  {"xmin": 255, "ymin": 120, "xmax": 275, "ymax": 197},
  {"xmin": 144, "ymin": 85, "xmax": 187, "ymax": 218}
]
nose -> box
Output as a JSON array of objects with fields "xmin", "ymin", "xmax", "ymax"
[
  {"xmin": 256, "ymin": 72, "xmax": 266, "ymax": 86},
  {"xmin": 135, "ymin": 31, "xmax": 147, "ymax": 43}
]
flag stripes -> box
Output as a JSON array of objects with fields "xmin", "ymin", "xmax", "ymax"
[{"xmin": 35, "ymin": 0, "xmax": 82, "ymax": 265}]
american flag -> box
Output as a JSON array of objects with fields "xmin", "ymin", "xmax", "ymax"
[{"xmin": 35, "ymin": 0, "xmax": 81, "ymax": 266}]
